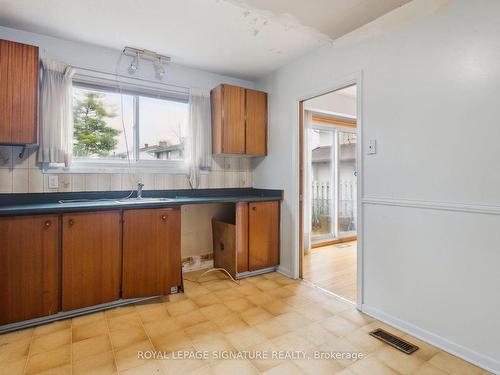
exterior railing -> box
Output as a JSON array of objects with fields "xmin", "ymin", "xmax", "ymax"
[{"xmin": 312, "ymin": 180, "xmax": 356, "ymax": 232}]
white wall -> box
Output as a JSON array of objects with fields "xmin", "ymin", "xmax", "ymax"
[{"xmin": 254, "ymin": 0, "xmax": 500, "ymax": 372}]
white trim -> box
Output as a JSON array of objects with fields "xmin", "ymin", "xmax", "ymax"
[
  {"xmin": 296, "ymin": 71, "xmax": 364, "ymax": 309},
  {"xmin": 362, "ymin": 196, "xmax": 500, "ymax": 216},
  {"xmin": 277, "ymin": 265, "xmax": 294, "ymax": 279},
  {"xmin": 361, "ymin": 304, "xmax": 500, "ymax": 374},
  {"xmin": 43, "ymin": 160, "xmax": 188, "ymax": 174}
]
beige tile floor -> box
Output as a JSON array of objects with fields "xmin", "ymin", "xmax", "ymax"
[
  {"xmin": 0, "ymin": 270, "xmax": 491, "ymax": 375},
  {"xmin": 303, "ymin": 241, "xmax": 357, "ymax": 302}
]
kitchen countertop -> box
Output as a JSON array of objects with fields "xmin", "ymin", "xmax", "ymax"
[{"xmin": 0, "ymin": 188, "xmax": 283, "ymax": 216}]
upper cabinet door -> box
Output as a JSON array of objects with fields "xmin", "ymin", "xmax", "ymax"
[
  {"xmin": 62, "ymin": 211, "xmax": 122, "ymax": 311},
  {"xmin": 245, "ymin": 89, "xmax": 267, "ymax": 156},
  {"xmin": 222, "ymin": 85, "xmax": 245, "ymax": 154},
  {"xmin": 0, "ymin": 39, "xmax": 39, "ymax": 144},
  {"xmin": 211, "ymin": 84, "xmax": 246, "ymax": 155},
  {"xmin": 248, "ymin": 201, "xmax": 279, "ymax": 271},
  {"xmin": 122, "ymin": 208, "xmax": 181, "ymax": 298},
  {"xmin": 0, "ymin": 215, "xmax": 59, "ymax": 325},
  {"xmin": 211, "ymin": 84, "xmax": 268, "ymax": 156}
]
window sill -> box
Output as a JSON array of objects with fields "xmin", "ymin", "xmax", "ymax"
[{"xmin": 42, "ymin": 160, "xmax": 189, "ymax": 175}]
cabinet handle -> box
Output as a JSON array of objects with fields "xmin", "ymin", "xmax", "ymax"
[
  {"xmin": 252, "ymin": 206, "xmax": 256, "ymax": 211},
  {"xmin": 68, "ymin": 219, "xmax": 74, "ymax": 226},
  {"xmin": 44, "ymin": 220, "xmax": 51, "ymax": 229},
  {"xmin": 161, "ymin": 215, "xmax": 167, "ymax": 221}
]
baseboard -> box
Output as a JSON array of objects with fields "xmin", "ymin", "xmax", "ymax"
[
  {"xmin": 361, "ymin": 304, "xmax": 500, "ymax": 374},
  {"xmin": 277, "ymin": 265, "xmax": 294, "ymax": 279}
]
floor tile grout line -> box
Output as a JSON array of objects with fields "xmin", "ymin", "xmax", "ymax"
[
  {"xmin": 137, "ymin": 301, "xmax": 169, "ymax": 375},
  {"xmin": 70, "ymin": 319, "xmax": 73, "ymax": 375},
  {"xmin": 102, "ymin": 310, "xmax": 120, "ymax": 375},
  {"xmin": 22, "ymin": 329, "xmax": 35, "ymax": 375}
]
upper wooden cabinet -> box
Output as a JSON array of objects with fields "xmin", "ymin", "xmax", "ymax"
[
  {"xmin": 61, "ymin": 211, "xmax": 122, "ymax": 311},
  {"xmin": 122, "ymin": 208, "xmax": 182, "ymax": 298},
  {"xmin": 0, "ymin": 215, "xmax": 59, "ymax": 325},
  {"xmin": 211, "ymin": 84, "xmax": 267, "ymax": 156},
  {"xmin": 0, "ymin": 39, "xmax": 39, "ymax": 145},
  {"xmin": 245, "ymin": 89, "xmax": 267, "ymax": 156}
]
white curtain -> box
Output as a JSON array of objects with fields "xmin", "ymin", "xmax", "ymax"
[
  {"xmin": 303, "ymin": 110, "xmax": 313, "ymax": 255},
  {"xmin": 186, "ymin": 88, "xmax": 212, "ymax": 188},
  {"xmin": 38, "ymin": 59, "xmax": 75, "ymax": 166}
]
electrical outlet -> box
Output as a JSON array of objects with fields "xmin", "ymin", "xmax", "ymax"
[
  {"xmin": 368, "ymin": 139, "xmax": 377, "ymax": 155},
  {"xmin": 48, "ymin": 175, "xmax": 59, "ymax": 189}
]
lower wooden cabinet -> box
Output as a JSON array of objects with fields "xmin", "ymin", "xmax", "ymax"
[
  {"xmin": 0, "ymin": 215, "xmax": 59, "ymax": 325},
  {"xmin": 215, "ymin": 201, "xmax": 280, "ymax": 276},
  {"xmin": 62, "ymin": 211, "xmax": 122, "ymax": 311},
  {"xmin": 122, "ymin": 208, "xmax": 181, "ymax": 298},
  {"xmin": 0, "ymin": 200, "xmax": 276, "ymax": 327},
  {"xmin": 249, "ymin": 201, "xmax": 279, "ymax": 271}
]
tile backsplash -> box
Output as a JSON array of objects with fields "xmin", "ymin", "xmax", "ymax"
[{"xmin": 0, "ymin": 146, "xmax": 253, "ymax": 193}]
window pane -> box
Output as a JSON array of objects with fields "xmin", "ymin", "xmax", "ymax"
[
  {"xmin": 73, "ymin": 87, "xmax": 134, "ymax": 160},
  {"xmin": 138, "ymin": 97, "xmax": 188, "ymax": 161}
]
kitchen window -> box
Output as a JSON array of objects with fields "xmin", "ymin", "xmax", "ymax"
[{"xmin": 70, "ymin": 79, "xmax": 189, "ymax": 173}]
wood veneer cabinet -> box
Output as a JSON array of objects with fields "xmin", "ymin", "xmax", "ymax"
[
  {"xmin": 0, "ymin": 39, "xmax": 39, "ymax": 144},
  {"xmin": 122, "ymin": 207, "xmax": 182, "ymax": 298},
  {"xmin": 248, "ymin": 201, "xmax": 279, "ymax": 271},
  {"xmin": 0, "ymin": 215, "xmax": 59, "ymax": 325},
  {"xmin": 213, "ymin": 201, "xmax": 279, "ymax": 277},
  {"xmin": 211, "ymin": 84, "xmax": 267, "ymax": 156},
  {"xmin": 62, "ymin": 211, "xmax": 122, "ymax": 311}
]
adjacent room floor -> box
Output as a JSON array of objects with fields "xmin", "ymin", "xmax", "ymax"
[
  {"xmin": 303, "ymin": 241, "xmax": 357, "ymax": 302},
  {"xmin": 0, "ymin": 271, "xmax": 488, "ymax": 375}
]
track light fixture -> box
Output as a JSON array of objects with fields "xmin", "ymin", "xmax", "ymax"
[
  {"xmin": 154, "ymin": 56, "xmax": 166, "ymax": 79},
  {"xmin": 128, "ymin": 52, "xmax": 141, "ymax": 74},
  {"xmin": 123, "ymin": 47, "xmax": 171, "ymax": 80}
]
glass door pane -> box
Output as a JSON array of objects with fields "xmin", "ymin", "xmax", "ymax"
[
  {"xmin": 311, "ymin": 128, "xmax": 335, "ymax": 242},
  {"xmin": 337, "ymin": 131, "xmax": 357, "ymax": 238}
]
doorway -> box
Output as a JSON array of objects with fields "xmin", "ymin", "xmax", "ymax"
[{"xmin": 300, "ymin": 84, "xmax": 359, "ymax": 303}]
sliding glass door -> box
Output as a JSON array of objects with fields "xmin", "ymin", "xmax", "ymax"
[
  {"xmin": 311, "ymin": 127, "xmax": 335, "ymax": 243},
  {"xmin": 337, "ymin": 130, "xmax": 357, "ymax": 238},
  {"xmin": 310, "ymin": 126, "xmax": 357, "ymax": 244}
]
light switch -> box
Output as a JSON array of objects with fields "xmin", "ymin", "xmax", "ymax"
[
  {"xmin": 48, "ymin": 175, "xmax": 59, "ymax": 189},
  {"xmin": 368, "ymin": 139, "xmax": 377, "ymax": 155}
]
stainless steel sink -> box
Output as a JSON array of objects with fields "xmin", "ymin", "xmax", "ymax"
[
  {"xmin": 114, "ymin": 197, "xmax": 172, "ymax": 204},
  {"xmin": 58, "ymin": 197, "xmax": 172, "ymax": 204}
]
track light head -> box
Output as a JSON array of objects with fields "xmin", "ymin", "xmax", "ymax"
[
  {"xmin": 129, "ymin": 52, "xmax": 141, "ymax": 74},
  {"xmin": 154, "ymin": 57, "xmax": 166, "ymax": 79},
  {"xmin": 123, "ymin": 47, "xmax": 171, "ymax": 80}
]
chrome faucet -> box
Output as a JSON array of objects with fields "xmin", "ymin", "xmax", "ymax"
[{"xmin": 136, "ymin": 182, "xmax": 144, "ymax": 199}]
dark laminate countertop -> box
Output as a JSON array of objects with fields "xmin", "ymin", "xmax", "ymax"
[{"xmin": 0, "ymin": 188, "xmax": 283, "ymax": 216}]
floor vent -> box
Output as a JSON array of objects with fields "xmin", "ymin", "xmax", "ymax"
[{"xmin": 369, "ymin": 328, "xmax": 419, "ymax": 354}]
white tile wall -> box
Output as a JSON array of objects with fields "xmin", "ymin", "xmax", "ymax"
[{"xmin": 0, "ymin": 145, "xmax": 254, "ymax": 193}]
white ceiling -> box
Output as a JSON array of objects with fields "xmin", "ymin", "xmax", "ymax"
[{"xmin": 0, "ymin": 0, "xmax": 411, "ymax": 80}]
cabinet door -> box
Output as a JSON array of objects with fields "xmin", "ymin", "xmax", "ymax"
[
  {"xmin": 222, "ymin": 84, "xmax": 245, "ymax": 154},
  {"xmin": 122, "ymin": 208, "xmax": 181, "ymax": 298},
  {"xmin": 62, "ymin": 211, "xmax": 121, "ymax": 311},
  {"xmin": 0, "ymin": 215, "xmax": 59, "ymax": 325},
  {"xmin": 0, "ymin": 39, "xmax": 38, "ymax": 144},
  {"xmin": 236, "ymin": 202, "xmax": 249, "ymax": 273},
  {"xmin": 245, "ymin": 89, "xmax": 267, "ymax": 156},
  {"xmin": 249, "ymin": 201, "xmax": 279, "ymax": 271}
]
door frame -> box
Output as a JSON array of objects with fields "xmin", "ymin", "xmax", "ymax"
[{"xmin": 298, "ymin": 72, "xmax": 364, "ymax": 309}]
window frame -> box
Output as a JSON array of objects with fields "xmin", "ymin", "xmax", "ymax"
[{"xmin": 45, "ymin": 74, "xmax": 190, "ymax": 174}]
